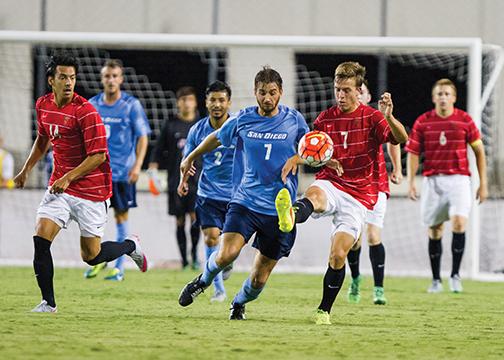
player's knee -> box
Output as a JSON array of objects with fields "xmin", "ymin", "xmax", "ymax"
[
  {"xmin": 81, "ymin": 247, "xmax": 100, "ymax": 264},
  {"xmin": 367, "ymin": 233, "xmax": 381, "ymax": 246},
  {"xmin": 205, "ymin": 236, "xmax": 219, "ymax": 247},
  {"xmin": 429, "ymin": 224, "xmax": 443, "ymax": 239},
  {"xmin": 250, "ymin": 276, "xmax": 267, "ymax": 289},
  {"xmin": 452, "ymin": 217, "xmax": 466, "ymax": 233},
  {"xmin": 305, "ymin": 186, "xmax": 327, "ymax": 212},
  {"xmin": 329, "ymin": 249, "xmax": 347, "ymax": 268},
  {"xmin": 216, "ymin": 247, "xmax": 238, "ymax": 266}
]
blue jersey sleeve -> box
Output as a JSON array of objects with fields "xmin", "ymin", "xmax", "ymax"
[
  {"xmin": 131, "ymin": 99, "xmax": 151, "ymax": 137},
  {"xmin": 216, "ymin": 114, "xmax": 239, "ymax": 147},
  {"xmin": 183, "ymin": 125, "xmax": 198, "ymax": 158}
]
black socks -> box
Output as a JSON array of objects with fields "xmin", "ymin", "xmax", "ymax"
[
  {"xmin": 33, "ymin": 236, "xmax": 55, "ymax": 307},
  {"xmin": 190, "ymin": 222, "xmax": 200, "ymax": 264},
  {"xmin": 347, "ymin": 247, "xmax": 361, "ymax": 279},
  {"xmin": 451, "ymin": 232, "xmax": 466, "ymax": 277},
  {"xmin": 86, "ymin": 240, "xmax": 135, "ymax": 265},
  {"xmin": 369, "ymin": 243, "xmax": 385, "ymax": 287},
  {"xmin": 318, "ymin": 265, "xmax": 345, "ymax": 313},
  {"xmin": 176, "ymin": 224, "xmax": 188, "ymax": 267},
  {"xmin": 293, "ymin": 198, "xmax": 314, "ymax": 224},
  {"xmin": 428, "ymin": 238, "xmax": 442, "ymax": 280}
]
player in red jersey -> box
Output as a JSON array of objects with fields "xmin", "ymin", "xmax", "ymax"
[
  {"xmin": 275, "ymin": 61, "xmax": 408, "ymax": 325},
  {"xmin": 13, "ymin": 53, "xmax": 148, "ymax": 313},
  {"xmin": 405, "ymin": 78, "xmax": 487, "ymax": 294},
  {"xmin": 346, "ymin": 80, "xmax": 403, "ymax": 306}
]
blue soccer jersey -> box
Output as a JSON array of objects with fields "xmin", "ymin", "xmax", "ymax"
[
  {"xmin": 216, "ymin": 105, "xmax": 309, "ymax": 216},
  {"xmin": 89, "ymin": 92, "xmax": 151, "ymax": 182},
  {"xmin": 184, "ymin": 115, "xmax": 236, "ymax": 202}
]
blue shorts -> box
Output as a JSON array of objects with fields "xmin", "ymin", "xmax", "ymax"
[
  {"xmin": 223, "ymin": 203, "xmax": 296, "ymax": 261},
  {"xmin": 195, "ymin": 196, "xmax": 228, "ymax": 230},
  {"xmin": 110, "ymin": 181, "xmax": 137, "ymax": 211}
]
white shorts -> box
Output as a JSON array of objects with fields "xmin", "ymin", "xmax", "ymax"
[
  {"xmin": 309, "ymin": 179, "xmax": 367, "ymax": 241},
  {"xmin": 36, "ymin": 190, "xmax": 109, "ymax": 238},
  {"xmin": 420, "ymin": 175, "xmax": 472, "ymax": 227},
  {"xmin": 365, "ymin": 191, "xmax": 388, "ymax": 228}
]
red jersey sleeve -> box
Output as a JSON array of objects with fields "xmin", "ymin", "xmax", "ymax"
[
  {"xmin": 371, "ymin": 110, "xmax": 397, "ymax": 145},
  {"xmin": 35, "ymin": 97, "xmax": 49, "ymax": 138},
  {"xmin": 77, "ymin": 102, "xmax": 108, "ymax": 156},
  {"xmin": 405, "ymin": 115, "xmax": 424, "ymax": 155},
  {"xmin": 465, "ymin": 113, "xmax": 481, "ymax": 144}
]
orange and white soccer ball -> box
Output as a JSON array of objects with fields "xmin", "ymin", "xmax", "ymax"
[{"xmin": 298, "ymin": 130, "xmax": 334, "ymax": 167}]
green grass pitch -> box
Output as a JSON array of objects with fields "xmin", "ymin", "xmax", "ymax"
[{"xmin": 1, "ymin": 267, "xmax": 503, "ymax": 360}]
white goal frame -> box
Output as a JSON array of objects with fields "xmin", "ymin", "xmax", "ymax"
[{"xmin": 0, "ymin": 31, "xmax": 502, "ymax": 280}]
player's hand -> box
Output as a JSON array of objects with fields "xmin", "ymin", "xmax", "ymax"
[
  {"xmin": 408, "ymin": 183, "xmax": 418, "ymax": 201},
  {"xmin": 177, "ymin": 178, "xmax": 189, "ymax": 197},
  {"xmin": 50, "ymin": 175, "xmax": 71, "ymax": 194},
  {"xmin": 325, "ymin": 159, "xmax": 344, "ymax": 176},
  {"xmin": 180, "ymin": 157, "xmax": 196, "ymax": 179},
  {"xmin": 13, "ymin": 170, "xmax": 28, "ymax": 189},
  {"xmin": 390, "ymin": 169, "xmax": 403, "ymax": 184},
  {"xmin": 128, "ymin": 165, "xmax": 141, "ymax": 183},
  {"xmin": 379, "ymin": 92, "xmax": 394, "ymax": 119},
  {"xmin": 476, "ymin": 184, "xmax": 488, "ymax": 204},
  {"xmin": 281, "ymin": 155, "xmax": 301, "ymax": 184}
]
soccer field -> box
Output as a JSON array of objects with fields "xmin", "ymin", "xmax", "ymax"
[{"xmin": 1, "ymin": 267, "xmax": 503, "ymax": 360}]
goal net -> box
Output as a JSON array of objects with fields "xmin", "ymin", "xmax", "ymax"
[{"xmin": 0, "ymin": 31, "xmax": 503, "ymax": 280}]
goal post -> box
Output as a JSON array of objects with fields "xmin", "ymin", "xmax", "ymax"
[{"xmin": 0, "ymin": 31, "xmax": 502, "ymax": 280}]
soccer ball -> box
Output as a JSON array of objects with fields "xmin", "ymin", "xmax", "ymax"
[{"xmin": 298, "ymin": 130, "xmax": 334, "ymax": 167}]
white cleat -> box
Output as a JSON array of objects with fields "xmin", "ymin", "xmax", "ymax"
[
  {"xmin": 427, "ymin": 279, "xmax": 444, "ymax": 293},
  {"xmin": 449, "ymin": 275, "xmax": 463, "ymax": 293},
  {"xmin": 210, "ymin": 291, "xmax": 227, "ymax": 303},
  {"xmin": 126, "ymin": 235, "xmax": 148, "ymax": 272},
  {"xmin": 31, "ymin": 300, "xmax": 57, "ymax": 313}
]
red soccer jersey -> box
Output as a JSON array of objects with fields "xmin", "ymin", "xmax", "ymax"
[
  {"xmin": 374, "ymin": 146, "xmax": 390, "ymax": 197},
  {"xmin": 314, "ymin": 104, "xmax": 397, "ymax": 209},
  {"xmin": 405, "ymin": 108, "xmax": 480, "ymax": 177},
  {"xmin": 36, "ymin": 93, "xmax": 112, "ymax": 201}
]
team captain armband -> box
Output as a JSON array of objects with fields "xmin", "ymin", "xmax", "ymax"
[{"xmin": 469, "ymin": 139, "xmax": 483, "ymax": 148}]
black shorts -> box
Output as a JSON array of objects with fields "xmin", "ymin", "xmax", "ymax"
[
  {"xmin": 110, "ymin": 181, "xmax": 137, "ymax": 212},
  {"xmin": 168, "ymin": 190, "xmax": 197, "ymax": 217}
]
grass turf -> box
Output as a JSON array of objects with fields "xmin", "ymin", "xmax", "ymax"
[{"xmin": 1, "ymin": 267, "xmax": 503, "ymax": 360}]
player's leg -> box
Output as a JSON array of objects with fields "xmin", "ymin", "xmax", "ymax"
[
  {"xmin": 170, "ymin": 191, "xmax": 189, "ymax": 269},
  {"xmin": 275, "ymin": 180, "xmax": 329, "ymax": 233},
  {"xmin": 447, "ymin": 175, "xmax": 472, "ymax": 293},
  {"xmin": 178, "ymin": 203, "xmax": 255, "ymax": 307},
  {"xmin": 189, "ymin": 211, "xmax": 200, "ymax": 270},
  {"xmin": 103, "ymin": 210, "xmax": 129, "ymax": 281},
  {"xmin": 316, "ymin": 231, "xmax": 356, "ymax": 325},
  {"xmin": 31, "ymin": 218, "xmax": 61, "ymax": 312},
  {"xmin": 427, "ymin": 223, "xmax": 444, "ymax": 293},
  {"xmin": 346, "ymin": 236, "xmax": 362, "ymax": 304},
  {"xmin": 203, "ymin": 226, "xmax": 226, "ymax": 302},
  {"xmin": 422, "ymin": 176, "xmax": 449, "ymax": 293},
  {"xmin": 230, "ymin": 253, "xmax": 277, "ymax": 320},
  {"xmin": 366, "ymin": 192, "xmax": 387, "ymax": 304}
]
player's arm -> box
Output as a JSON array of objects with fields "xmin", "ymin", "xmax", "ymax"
[
  {"xmin": 50, "ymin": 152, "xmax": 107, "ymax": 194},
  {"xmin": 470, "ymin": 139, "xmax": 488, "ymax": 203},
  {"xmin": 129, "ymin": 135, "xmax": 148, "ymax": 183},
  {"xmin": 407, "ymin": 153, "xmax": 419, "ymax": 201},
  {"xmin": 14, "ymin": 134, "xmax": 50, "ymax": 188},
  {"xmin": 387, "ymin": 143, "xmax": 403, "ymax": 184},
  {"xmin": 379, "ymin": 92, "xmax": 408, "ymax": 144},
  {"xmin": 180, "ymin": 131, "xmax": 221, "ymax": 181}
]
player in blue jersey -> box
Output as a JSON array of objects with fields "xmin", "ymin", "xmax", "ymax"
[
  {"xmin": 84, "ymin": 59, "xmax": 151, "ymax": 281},
  {"xmin": 177, "ymin": 80, "xmax": 235, "ymax": 303},
  {"xmin": 178, "ymin": 67, "xmax": 309, "ymax": 320}
]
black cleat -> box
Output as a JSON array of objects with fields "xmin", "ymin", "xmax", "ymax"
[
  {"xmin": 178, "ymin": 274, "xmax": 207, "ymax": 307},
  {"xmin": 229, "ymin": 302, "xmax": 246, "ymax": 320},
  {"xmin": 222, "ymin": 263, "xmax": 234, "ymax": 281}
]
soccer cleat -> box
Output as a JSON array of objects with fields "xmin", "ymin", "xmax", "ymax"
[
  {"xmin": 229, "ymin": 302, "xmax": 246, "ymax": 320},
  {"xmin": 210, "ymin": 291, "xmax": 227, "ymax": 303},
  {"xmin": 314, "ymin": 309, "xmax": 331, "ymax": 325},
  {"xmin": 449, "ymin": 275, "xmax": 463, "ymax": 293},
  {"xmin": 84, "ymin": 262, "xmax": 107, "ymax": 279},
  {"xmin": 126, "ymin": 235, "xmax": 148, "ymax": 272},
  {"xmin": 31, "ymin": 300, "xmax": 57, "ymax": 313},
  {"xmin": 275, "ymin": 188, "xmax": 295, "ymax": 233},
  {"xmin": 373, "ymin": 286, "xmax": 387, "ymax": 305},
  {"xmin": 178, "ymin": 274, "xmax": 208, "ymax": 307},
  {"xmin": 347, "ymin": 275, "xmax": 362, "ymax": 304},
  {"xmin": 222, "ymin": 263, "xmax": 233, "ymax": 281},
  {"xmin": 427, "ymin": 279, "xmax": 444, "ymax": 293},
  {"xmin": 104, "ymin": 268, "xmax": 124, "ymax": 281}
]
